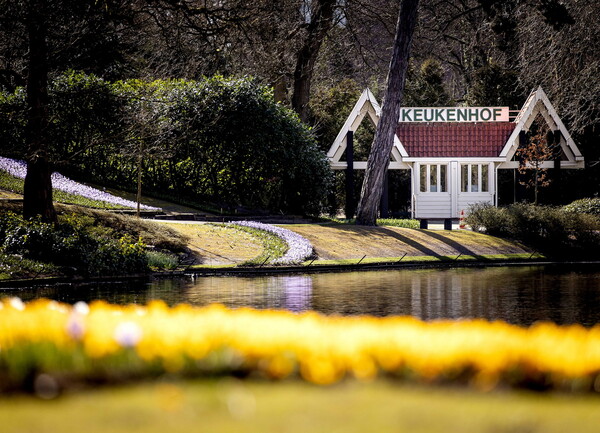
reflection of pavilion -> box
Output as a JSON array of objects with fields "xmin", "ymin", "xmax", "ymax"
[
  {"xmin": 281, "ymin": 276, "xmax": 313, "ymax": 313},
  {"xmin": 408, "ymin": 271, "xmax": 506, "ymax": 321},
  {"xmin": 329, "ymin": 87, "xmax": 584, "ymax": 219},
  {"xmin": 306, "ymin": 268, "xmax": 574, "ymax": 325},
  {"xmin": 183, "ymin": 275, "xmax": 312, "ymax": 312}
]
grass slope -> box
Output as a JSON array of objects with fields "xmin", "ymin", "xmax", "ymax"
[
  {"xmin": 2, "ymin": 380, "xmax": 599, "ymax": 433},
  {"xmin": 162, "ymin": 221, "xmax": 534, "ymax": 268},
  {"xmin": 282, "ymin": 223, "xmax": 530, "ymax": 261},
  {"xmin": 161, "ymin": 222, "xmax": 264, "ymax": 265}
]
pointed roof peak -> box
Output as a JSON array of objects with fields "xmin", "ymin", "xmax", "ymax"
[
  {"xmin": 500, "ymin": 86, "xmax": 583, "ymax": 163},
  {"xmin": 327, "ymin": 88, "xmax": 407, "ymax": 164}
]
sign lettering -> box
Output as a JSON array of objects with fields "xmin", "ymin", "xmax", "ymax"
[{"xmin": 399, "ymin": 107, "xmax": 510, "ymax": 123}]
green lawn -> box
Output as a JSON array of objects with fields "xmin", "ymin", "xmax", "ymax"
[{"xmin": 2, "ymin": 379, "xmax": 599, "ymax": 433}]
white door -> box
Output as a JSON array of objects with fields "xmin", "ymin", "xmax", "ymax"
[{"xmin": 450, "ymin": 161, "xmax": 459, "ymax": 217}]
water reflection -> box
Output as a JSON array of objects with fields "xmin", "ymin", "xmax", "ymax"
[
  {"xmin": 2, "ymin": 265, "xmax": 600, "ymax": 326},
  {"xmin": 181, "ymin": 275, "xmax": 312, "ymax": 312},
  {"xmin": 282, "ymin": 276, "xmax": 312, "ymax": 313}
]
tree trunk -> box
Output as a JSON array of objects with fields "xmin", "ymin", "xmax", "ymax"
[
  {"xmin": 136, "ymin": 153, "xmax": 143, "ymax": 218},
  {"xmin": 23, "ymin": 0, "xmax": 56, "ymax": 223},
  {"xmin": 355, "ymin": 0, "xmax": 419, "ymax": 225},
  {"xmin": 291, "ymin": 0, "xmax": 335, "ymax": 123},
  {"xmin": 534, "ymin": 166, "xmax": 539, "ymax": 205}
]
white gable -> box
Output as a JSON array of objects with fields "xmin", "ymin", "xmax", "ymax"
[
  {"xmin": 327, "ymin": 89, "xmax": 409, "ymax": 170},
  {"xmin": 500, "ymin": 87, "xmax": 584, "ymax": 168}
]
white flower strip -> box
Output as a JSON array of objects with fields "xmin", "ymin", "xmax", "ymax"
[
  {"xmin": 233, "ymin": 221, "xmax": 313, "ymax": 265},
  {"xmin": 0, "ymin": 156, "xmax": 160, "ymax": 210}
]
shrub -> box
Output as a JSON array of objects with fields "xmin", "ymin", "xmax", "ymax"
[
  {"xmin": 563, "ymin": 198, "xmax": 600, "ymax": 216},
  {"xmin": 91, "ymin": 235, "xmax": 147, "ymax": 275},
  {"xmin": 0, "ymin": 211, "xmax": 22, "ymax": 243},
  {"xmin": 165, "ymin": 76, "xmax": 332, "ymax": 215},
  {"xmin": 0, "ymin": 202, "xmax": 191, "ymax": 278},
  {"xmin": 0, "ymin": 253, "xmax": 59, "ymax": 280},
  {"xmin": 146, "ymin": 250, "xmax": 180, "ymax": 270},
  {"xmin": 464, "ymin": 203, "xmax": 510, "ymax": 237},
  {"xmin": 466, "ymin": 203, "xmax": 600, "ymax": 258},
  {"xmin": 375, "ymin": 219, "xmax": 420, "ymax": 229},
  {"xmin": 0, "ymin": 212, "xmax": 149, "ymax": 276},
  {"xmin": 331, "ymin": 218, "xmax": 420, "ymax": 229},
  {"xmin": 2, "ymin": 219, "xmax": 58, "ymax": 260}
]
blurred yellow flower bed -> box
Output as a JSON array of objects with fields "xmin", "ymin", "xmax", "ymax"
[{"xmin": 1, "ymin": 298, "xmax": 600, "ymax": 392}]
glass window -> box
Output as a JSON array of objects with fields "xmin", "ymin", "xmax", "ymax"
[
  {"xmin": 430, "ymin": 165, "xmax": 438, "ymax": 192},
  {"xmin": 440, "ymin": 165, "xmax": 447, "ymax": 192},
  {"xmin": 482, "ymin": 165, "xmax": 489, "ymax": 192},
  {"xmin": 420, "ymin": 164, "xmax": 448, "ymax": 193},
  {"xmin": 471, "ymin": 165, "xmax": 479, "ymax": 192},
  {"xmin": 461, "ymin": 164, "xmax": 491, "ymax": 193}
]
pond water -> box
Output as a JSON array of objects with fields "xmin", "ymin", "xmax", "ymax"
[{"xmin": 2, "ymin": 264, "xmax": 600, "ymax": 327}]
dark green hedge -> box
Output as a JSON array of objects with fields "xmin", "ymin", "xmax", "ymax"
[{"xmin": 0, "ymin": 72, "xmax": 332, "ymax": 215}]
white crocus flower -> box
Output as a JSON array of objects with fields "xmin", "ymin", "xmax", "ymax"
[
  {"xmin": 232, "ymin": 221, "xmax": 313, "ymax": 265},
  {"xmin": 0, "ymin": 156, "xmax": 160, "ymax": 210}
]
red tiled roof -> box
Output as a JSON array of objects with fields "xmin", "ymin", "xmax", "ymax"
[{"xmin": 396, "ymin": 122, "xmax": 516, "ymax": 157}]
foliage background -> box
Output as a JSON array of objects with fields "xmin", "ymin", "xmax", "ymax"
[
  {"xmin": 0, "ymin": 73, "xmax": 332, "ymax": 215},
  {"xmin": 0, "ymin": 0, "xmax": 598, "ymax": 212}
]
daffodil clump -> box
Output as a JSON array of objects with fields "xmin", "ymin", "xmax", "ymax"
[{"xmin": 1, "ymin": 298, "xmax": 600, "ymax": 392}]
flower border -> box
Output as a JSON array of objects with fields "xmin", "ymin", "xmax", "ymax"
[
  {"xmin": 232, "ymin": 221, "xmax": 313, "ymax": 265},
  {"xmin": 0, "ymin": 157, "xmax": 160, "ymax": 211}
]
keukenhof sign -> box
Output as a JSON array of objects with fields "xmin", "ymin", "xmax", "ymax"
[{"xmin": 400, "ymin": 106, "xmax": 509, "ymax": 123}]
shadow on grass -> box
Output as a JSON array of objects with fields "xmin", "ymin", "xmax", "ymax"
[
  {"xmin": 416, "ymin": 230, "xmax": 473, "ymax": 254},
  {"xmin": 415, "ymin": 229, "xmax": 493, "ymax": 261},
  {"xmin": 377, "ymin": 227, "xmax": 441, "ymax": 257}
]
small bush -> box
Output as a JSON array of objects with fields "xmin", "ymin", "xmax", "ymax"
[
  {"xmin": 563, "ymin": 198, "xmax": 600, "ymax": 216},
  {"xmin": 92, "ymin": 235, "xmax": 148, "ymax": 275},
  {"xmin": 463, "ymin": 204, "xmax": 510, "ymax": 237},
  {"xmin": 2, "ymin": 220, "xmax": 57, "ymax": 260},
  {"xmin": 146, "ymin": 250, "xmax": 179, "ymax": 270},
  {"xmin": 0, "ymin": 203, "xmax": 192, "ymax": 277},
  {"xmin": 0, "ymin": 211, "xmax": 22, "ymax": 242}
]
